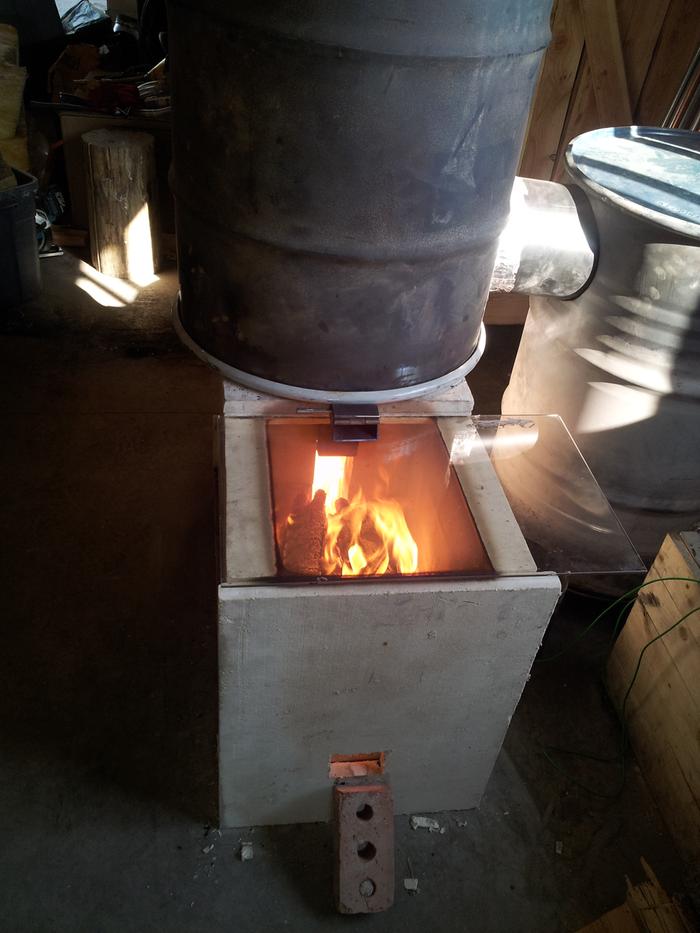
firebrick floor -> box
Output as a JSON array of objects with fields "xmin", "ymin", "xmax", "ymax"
[{"xmin": 0, "ymin": 254, "xmax": 692, "ymax": 932}]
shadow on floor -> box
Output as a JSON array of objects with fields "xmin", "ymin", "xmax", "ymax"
[{"xmin": 0, "ymin": 260, "xmax": 222, "ymax": 824}]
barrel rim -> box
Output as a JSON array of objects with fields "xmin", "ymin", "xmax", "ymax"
[
  {"xmin": 173, "ymin": 295, "xmax": 486, "ymax": 403},
  {"xmin": 565, "ymin": 126, "xmax": 700, "ymax": 241}
]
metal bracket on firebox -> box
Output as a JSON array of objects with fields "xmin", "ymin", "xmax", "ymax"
[{"xmin": 331, "ymin": 404, "xmax": 380, "ymax": 443}]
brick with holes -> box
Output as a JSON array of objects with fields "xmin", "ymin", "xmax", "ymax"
[{"xmin": 333, "ymin": 783, "xmax": 394, "ymax": 913}]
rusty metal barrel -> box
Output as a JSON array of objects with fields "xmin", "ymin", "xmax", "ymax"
[{"xmin": 168, "ymin": 0, "xmax": 551, "ymax": 400}]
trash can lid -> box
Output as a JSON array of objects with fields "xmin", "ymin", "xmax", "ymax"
[{"xmin": 566, "ymin": 126, "xmax": 700, "ymax": 239}]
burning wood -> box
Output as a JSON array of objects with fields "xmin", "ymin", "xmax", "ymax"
[
  {"xmin": 281, "ymin": 489, "xmax": 327, "ymax": 575},
  {"xmin": 280, "ymin": 452, "xmax": 418, "ymax": 577}
]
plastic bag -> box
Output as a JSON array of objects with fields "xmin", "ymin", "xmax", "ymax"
[{"xmin": 60, "ymin": 1, "xmax": 108, "ymax": 35}]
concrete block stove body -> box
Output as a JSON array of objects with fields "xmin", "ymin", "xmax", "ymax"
[{"xmin": 216, "ymin": 382, "xmax": 565, "ymax": 826}]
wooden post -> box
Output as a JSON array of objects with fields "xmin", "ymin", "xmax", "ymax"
[{"xmin": 82, "ymin": 129, "xmax": 160, "ymax": 282}]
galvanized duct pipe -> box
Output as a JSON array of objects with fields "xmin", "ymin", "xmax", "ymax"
[{"xmin": 489, "ymin": 176, "xmax": 596, "ymax": 299}]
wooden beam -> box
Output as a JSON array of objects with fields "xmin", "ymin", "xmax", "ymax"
[
  {"xmin": 552, "ymin": 46, "xmax": 595, "ymax": 180},
  {"xmin": 636, "ymin": 0, "xmax": 700, "ymax": 124},
  {"xmin": 552, "ymin": 0, "xmax": 671, "ymax": 180},
  {"xmin": 483, "ymin": 292, "xmax": 530, "ymax": 326},
  {"xmin": 580, "ymin": 0, "xmax": 632, "ymax": 125},
  {"xmin": 518, "ymin": 0, "xmax": 585, "ymax": 180},
  {"xmin": 617, "ymin": 0, "xmax": 672, "ymax": 112}
]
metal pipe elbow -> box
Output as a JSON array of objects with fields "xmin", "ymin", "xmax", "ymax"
[{"xmin": 490, "ymin": 176, "xmax": 597, "ymax": 299}]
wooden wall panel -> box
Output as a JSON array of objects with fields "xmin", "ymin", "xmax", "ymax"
[
  {"xmin": 618, "ymin": 0, "xmax": 672, "ymax": 110},
  {"xmin": 636, "ymin": 0, "xmax": 700, "ymax": 124},
  {"xmin": 518, "ymin": 0, "xmax": 585, "ymax": 180},
  {"xmin": 486, "ymin": 0, "xmax": 700, "ymax": 323},
  {"xmin": 522, "ymin": 0, "xmax": 698, "ymax": 184},
  {"xmin": 580, "ymin": 0, "xmax": 631, "ymax": 125}
]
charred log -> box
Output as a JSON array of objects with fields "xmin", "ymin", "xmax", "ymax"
[{"xmin": 281, "ymin": 489, "xmax": 327, "ymax": 575}]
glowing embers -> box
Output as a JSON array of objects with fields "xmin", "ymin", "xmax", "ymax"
[{"xmin": 267, "ymin": 418, "xmax": 493, "ymax": 580}]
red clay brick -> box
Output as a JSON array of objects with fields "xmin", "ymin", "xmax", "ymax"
[{"xmin": 333, "ymin": 784, "xmax": 394, "ymax": 914}]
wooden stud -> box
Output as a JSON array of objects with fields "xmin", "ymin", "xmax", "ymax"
[
  {"xmin": 617, "ymin": 0, "xmax": 672, "ymax": 113},
  {"xmin": 552, "ymin": 0, "xmax": 671, "ymax": 179},
  {"xmin": 483, "ymin": 292, "xmax": 530, "ymax": 326},
  {"xmin": 518, "ymin": 0, "xmax": 585, "ymax": 180},
  {"xmin": 636, "ymin": 0, "xmax": 700, "ymax": 124},
  {"xmin": 552, "ymin": 47, "xmax": 596, "ymax": 180},
  {"xmin": 579, "ymin": 0, "xmax": 632, "ymax": 125}
]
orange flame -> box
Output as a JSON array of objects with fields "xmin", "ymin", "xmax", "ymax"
[{"xmin": 311, "ymin": 451, "xmax": 418, "ymax": 576}]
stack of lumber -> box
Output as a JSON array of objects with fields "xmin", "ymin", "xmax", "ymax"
[
  {"xmin": 578, "ymin": 859, "xmax": 694, "ymax": 932},
  {"xmin": 607, "ymin": 532, "xmax": 700, "ymax": 897}
]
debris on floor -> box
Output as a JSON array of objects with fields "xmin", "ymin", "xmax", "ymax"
[
  {"xmin": 410, "ymin": 815, "xmax": 444, "ymax": 833},
  {"xmin": 239, "ymin": 842, "xmax": 254, "ymax": 862},
  {"xmin": 403, "ymin": 878, "xmax": 420, "ymax": 895}
]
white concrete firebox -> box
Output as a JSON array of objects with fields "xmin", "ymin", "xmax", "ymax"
[{"xmin": 216, "ymin": 383, "xmax": 561, "ymax": 827}]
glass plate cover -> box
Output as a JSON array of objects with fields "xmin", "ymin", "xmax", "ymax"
[{"xmin": 221, "ymin": 412, "xmax": 645, "ymax": 583}]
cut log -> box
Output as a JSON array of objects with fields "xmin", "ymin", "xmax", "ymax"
[
  {"xmin": 82, "ymin": 128, "xmax": 159, "ymax": 282},
  {"xmin": 282, "ymin": 490, "xmax": 327, "ymax": 576}
]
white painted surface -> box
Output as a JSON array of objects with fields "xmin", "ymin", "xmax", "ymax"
[
  {"xmin": 222, "ymin": 378, "xmax": 474, "ymax": 417},
  {"xmin": 218, "ymin": 575, "xmax": 560, "ymax": 826},
  {"xmin": 220, "ymin": 418, "xmax": 276, "ymax": 581},
  {"xmin": 438, "ymin": 418, "xmax": 537, "ymax": 574}
]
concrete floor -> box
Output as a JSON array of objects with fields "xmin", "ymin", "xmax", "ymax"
[{"xmin": 0, "ymin": 254, "xmax": 691, "ymax": 932}]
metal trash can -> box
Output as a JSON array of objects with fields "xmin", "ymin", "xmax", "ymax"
[{"xmin": 0, "ymin": 169, "xmax": 41, "ymax": 309}]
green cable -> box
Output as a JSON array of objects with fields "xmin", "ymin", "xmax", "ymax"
[
  {"xmin": 536, "ymin": 575, "xmax": 700, "ymax": 663},
  {"xmin": 537, "ymin": 575, "xmax": 700, "ymax": 797}
]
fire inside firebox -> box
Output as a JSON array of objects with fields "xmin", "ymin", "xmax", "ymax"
[{"xmin": 266, "ymin": 418, "xmax": 493, "ymax": 578}]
